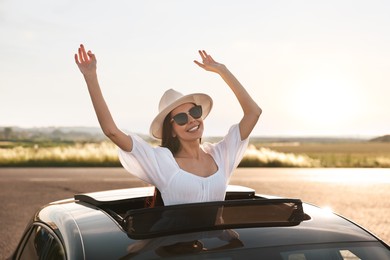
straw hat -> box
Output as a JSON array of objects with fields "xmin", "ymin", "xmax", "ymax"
[{"xmin": 150, "ymin": 89, "xmax": 213, "ymax": 139}]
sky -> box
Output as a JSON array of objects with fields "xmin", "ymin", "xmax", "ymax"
[{"xmin": 1, "ymin": 0, "xmax": 390, "ymax": 138}]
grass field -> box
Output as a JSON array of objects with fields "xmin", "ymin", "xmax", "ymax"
[
  {"xmin": 254, "ymin": 142, "xmax": 390, "ymax": 167},
  {"xmin": 0, "ymin": 142, "xmax": 120, "ymax": 167},
  {"xmin": 1, "ymin": 141, "xmax": 390, "ymax": 167}
]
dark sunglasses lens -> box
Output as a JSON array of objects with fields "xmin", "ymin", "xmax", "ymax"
[
  {"xmin": 172, "ymin": 113, "xmax": 188, "ymax": 126},
  {"xmin": 189, "ymin": 105, "xmax": 202, "ymax": 119},
  {"xmin": 172, "ymin": 106, "xmax": 203, "ymax": 126}
]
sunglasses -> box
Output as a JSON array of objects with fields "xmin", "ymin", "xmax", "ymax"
[{"xmin": 171, "ymin": 105, "xmax": 203, "ymax": 126}]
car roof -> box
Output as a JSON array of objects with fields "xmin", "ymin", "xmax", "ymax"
[{"xmin": 37, "ymin": 186, "xmax": 381, "ymax": 259}]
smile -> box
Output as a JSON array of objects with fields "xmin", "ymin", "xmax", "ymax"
[{"xmin": 187, "ymin": 125, "xmax": 200, "ymax": 132}]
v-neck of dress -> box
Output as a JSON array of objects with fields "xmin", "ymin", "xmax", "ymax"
[{"xmin": 173, "ymin": 148, "xmax": 219, "ymax": 179}]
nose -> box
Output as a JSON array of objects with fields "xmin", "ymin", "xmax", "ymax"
[
  {"xmin": 187, "ymin": 113, "xmax": 196, "ymax": 123},
  {"xmin": 188, "ymin": 110, "xmax": 202, "ymax": 121}
]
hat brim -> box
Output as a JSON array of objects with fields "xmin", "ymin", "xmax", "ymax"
[{"xmin": 150, "ymin": 93, "xmax": 213, "ymax": 140}]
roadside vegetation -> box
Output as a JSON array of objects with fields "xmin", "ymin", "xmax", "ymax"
[
  {"xmin": 1, "ymin": 127, "xmax": 389, "ymax": 167},
  {"xmin": 0, "ymin": 142, "xmax": 120, "ymax": 167},
  {"xmin": 1, "ymin": 140, "xmax": 390, "ymax": 168},
  {"xmin": 250, "ymin": 142, "xmax": 390, "ymax": 168}
]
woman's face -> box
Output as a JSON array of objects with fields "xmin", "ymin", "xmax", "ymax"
[{"xmin": 170, "ymin": 103, "xmax": 204, "ymax": 141}]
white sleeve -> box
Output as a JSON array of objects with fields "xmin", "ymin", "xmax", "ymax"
[
  {"xmin": 117, "ymin": 134, "xmax": 177, "ymax": 188},
  {"xmin": 204, "ymin": 124, "xmax": 249, "ymax": 178}
]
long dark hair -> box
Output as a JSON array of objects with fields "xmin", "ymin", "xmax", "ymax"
[
  {"xmin": 161, "ymin": 112, "xmax": 181, "ymax": 155},
  {"xmin": 146, "ymin": 113, "xmax": 180, "ymax": 208}
]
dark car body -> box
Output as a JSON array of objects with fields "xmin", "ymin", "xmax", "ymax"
[{"xmin": 10, "ymin": 185, "xmax": 390, "ymax": 259}]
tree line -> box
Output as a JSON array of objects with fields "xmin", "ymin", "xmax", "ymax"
[{"xmin": 0, "ymin": 127, "xmax": 106, "ymax": 142}]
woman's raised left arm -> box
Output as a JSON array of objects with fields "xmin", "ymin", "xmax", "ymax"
[{"xmin": 194, "ymin": 50, "xmax": 262, "ymax": 140}]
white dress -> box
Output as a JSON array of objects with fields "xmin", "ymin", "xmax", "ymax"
[{"xmin": 118, "ymin": 124, "xmax": 249, "ymax": 205}]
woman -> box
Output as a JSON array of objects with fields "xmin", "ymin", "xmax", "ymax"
[{"xmin": 75, "ymin": 44, "xmax": 261, "ymax": 206}]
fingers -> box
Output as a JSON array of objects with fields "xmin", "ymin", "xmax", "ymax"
[
  {"xmin": 79, "ymin": 44, "xmax": 88, "ymax": 62},
  {"xmin": 194, "ymin": 50, "xmax": 213, "ymax": 71},
  {"xmin": 74, "ymin": 53, "xmax": 80, "ymax": 65},
  {"xmin": 197, "ymin": 50, "xmax": 215, "ymax": 64},
  {"xmin": 198, "ymin": 50, "xmax": 207, "ymax": 60},
  {"xmin": 74, "ymin": 46, "xmax": 81, "ymax": 65},
  {"xmin": 76, "ymin": 44, "xmax": 95, "ymax": 64},
  {"xmin": 198, "ymin": 50, "xmax": 209, "ymax": 61},
  {"xmin": 88, "ymin": 51, "xmax": 96, "ymax": 62},
  {"xmin": 193, "ymin": 60, "xmax": 205, "ymax": 68}
]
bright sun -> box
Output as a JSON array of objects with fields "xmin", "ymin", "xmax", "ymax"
[{"xmin": 290, "ymin": 75, "xmax": 361, "ymax": 130}]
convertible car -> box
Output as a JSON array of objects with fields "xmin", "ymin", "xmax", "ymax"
[{"xmin": 9, "ymin": 185, "xmax": 390, "ymax": 259}]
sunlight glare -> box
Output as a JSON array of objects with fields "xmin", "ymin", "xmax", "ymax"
[
  {"xmin": 308, "ymin": 169, "xmax": 390, "ymax": 184},
  {"xmin": 291, "ymin": 75, "xmax": 361, "ymax": 127},
  {"xmin": 321, "ymin": 206, "xmax": 334, "ymax": 216}
]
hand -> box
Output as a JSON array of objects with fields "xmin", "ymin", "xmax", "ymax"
[
  {"xmin": 74, "ymin": 44, "xmax": 97, "ymax": 76},
  {"xmin": 194, "ymin": 50, "xmax": 226, "ymax": 74}
]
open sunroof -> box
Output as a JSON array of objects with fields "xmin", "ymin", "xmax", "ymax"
[{"xmin": 123, "ymin": 198, "xmax": 307, "ymax": 239}]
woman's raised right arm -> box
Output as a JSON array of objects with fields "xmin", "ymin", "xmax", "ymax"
[{"xmin": 74, "ymin": 44, "xmax": 132, "ymax": 152}]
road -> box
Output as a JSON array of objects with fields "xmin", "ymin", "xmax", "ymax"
[{"xmin": 1, "ymin": 167, "xmax": 389, "ymax": 258}]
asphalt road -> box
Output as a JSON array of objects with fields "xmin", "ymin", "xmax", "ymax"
[{"xmin": 1, "ymin": 167, "xmax": 389, "ymax": 259}]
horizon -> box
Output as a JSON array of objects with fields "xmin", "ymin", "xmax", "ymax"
[
  {"xmin": 1, "ymin": 1, "xmax": 390, "ymax": 138},
  {"xmin": 0, "ymin": 125, "xmax": 381, "ymax": 140}
]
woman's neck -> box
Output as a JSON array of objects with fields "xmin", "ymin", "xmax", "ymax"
[{"xmin": 175, "ymin": 140, "xmax": 202, "ymax": 159}]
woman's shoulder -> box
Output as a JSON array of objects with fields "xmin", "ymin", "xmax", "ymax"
[
  {"xmin": 119, "ymin": 133, "xmax": 178, "ymax": 172},
  {"xmin": 121, "ymin": 133, "xmax": 172, "ymax": 157}
]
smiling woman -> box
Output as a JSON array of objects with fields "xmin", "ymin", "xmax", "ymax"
[{"xmin": 75, "ymin": 45, "xmax": 261, "ymax": 206}]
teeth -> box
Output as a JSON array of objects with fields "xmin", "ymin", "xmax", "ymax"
[{"xmin": 188, "ymin": 125, "xmax": 199, "ymax": 132}]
